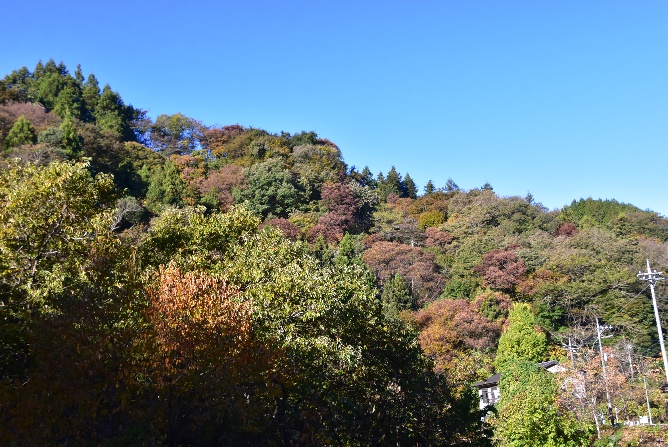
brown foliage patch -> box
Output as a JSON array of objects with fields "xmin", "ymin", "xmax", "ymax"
[
  {"xmin": 555, "ymin": 222, "xmax": 579, "ymax": 237},
  {"xmin": 414, "ymin": 298, "xmax": 501, "ymax": 372},
  {"xmin": 262, "ymin": 217, "xmax": 301, "ymax": 241},
  {"xmin": 475, "ymin": 248, "xmax": 527, "ymax": 291},
  {"xmin": 0, "ymin": 101, "xmax": 61, "ymax": 132},
  {"xmin": 363, "ymin": 241, "xmax": 443, "ymax": 304},
  {"xmin": 200, "ymin": 164, "xmax": 245, "ymax": 210},
  {"xmin": 424, "ymin": 227, "xmax": 453, "ymax": 248},
  {"xmin": 144, "ymin": 265, "xmax": 281, "ymax": 439}
]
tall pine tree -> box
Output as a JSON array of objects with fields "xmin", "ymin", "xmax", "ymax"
[{"xmin": 403, "ymin": 173, "xmax": 417, "ymax": 199}]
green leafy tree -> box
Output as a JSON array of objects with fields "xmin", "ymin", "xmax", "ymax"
[
  {"xmin": 81, "ymin": 73, "xmax": 100, "ymax": 121},
  {"xmin": 311, "ymin": 233, "xmax": 333, "ymax": 266},
  {"xmin": 348, "ymin": 181, "xmax": 380, "ymax": 232},
  {"xmin": 359, "ymin": 166, "xmax": 377, "ymax": 188},
  {"xmin": 5, "ymin": 115, "xmax": 36, "ymax": 148},
  {"xmin": 53, "ymin": 78, "xmax": 83, "ymax": 120},
  {"xmin": 378, "ymin": 166, "xmax": 403, "ymax": 200},
  {"xmin": 149, "ymin": 112, "xmax": 205, "ymax": 156},
  {"xmin": 495, "ymin": 303, "xmax": 548, "ymax": 370},
  {"xmin": 288, "ymin": 129, "xmax": 318, "ymax": 147},
  {"xmin": 528, "ymin": 227, "xmax": 647, "ymax": 337},
  {"xmin": 0, "ymin": 72, "xmax": 28, "ymax": 103},
  {"xmin": 137, "ymin": 206, "xmax": 485, "ymax": 445},
  {"xmin": 445, "ymin": 178, "xmax": 460, "ymax": 192},
  {"xmin": 561, "ymin": 198, "xmax": 640, "ymax": 228},
  {"xmin": 73, "ymin": 64, "xmax": 85, "ymax": 86},
  {"xmin": 32, "ymin": 60, "xmax": 46, "ymax": 80},
  {"xmin": 1, "ymin": 225, "xmax": 143, "ymax": 445},
  {"xmin": 0, "ymin": 160, "xmax": 117, "ymax": 302},
  {"xmin": 36, "ymin": 72, "xmax": 65, "ymax": 111},
  {"xmin": 94, "ymin": 84, "xmax": 134, "ymax": 140},
  {"xmin": 37, "ymin": 127, "xmax": 63, "ymax": 148},
  {"xmin": 334, "ymin": 233, "xmax": 365, "ymax": 266},
  {"xmin": 369, "ymin": 203, "xmax": 423, "ymax": 246},
  {"xmin": 562, "ymin": 198, "xmax": 668, "ymax": 242},
  {"xmin": 381, "ymin": 273, "xmax": 414, "ymax": 317},
  {"xmin": 491, "ymin": 360, "xmax": 594, "ymax": 447},
  {"xmin": 290, "ymin": 143, "xmax": 346, "ymax": 193},
  {"xmin": 143, "ymin": 159, "xmax": 186, "ymax": 211},
  {"xmin": 418, "ymin": 209, "xmax": 446, "ymax": 229},
  {"xmin": 232, "ymin": 158, "xmax": 298, "ymax": 218},
  {"xmin": 0, "ymin": 159, "xmax": 119, "ymax": 407}
]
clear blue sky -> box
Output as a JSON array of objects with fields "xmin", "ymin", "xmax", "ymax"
[{"xmin": 2, "ymin": 1, "xmax": 667, "ymax": 214}]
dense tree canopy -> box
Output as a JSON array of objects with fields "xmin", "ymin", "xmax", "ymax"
[{"xmin": 2, "ymin": 60, "xmax": 668, "ymax": 445}]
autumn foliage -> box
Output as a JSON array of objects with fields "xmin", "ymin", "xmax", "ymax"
[
  {"xmin": 363, "ymin": 240, "xmax": 444, "ymax": 305},
  {"xmin": 5, "ymin": 60, "xmax": 668, "ymax": 445},
  {"xmin": 415, "ymin": 298, "xmax": 501, "ymax": 372},
  {"xmin": 475, "ymin": 248, "xmax": 527, "ymax": 291},
  {"xmin": 143, "ymin": 265, "xmax": 279, "ymax": 445}
]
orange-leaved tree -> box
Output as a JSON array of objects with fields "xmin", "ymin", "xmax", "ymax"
[{"xmin": 142, "ymin": 264, "xmax": 280, "ymax": 446}]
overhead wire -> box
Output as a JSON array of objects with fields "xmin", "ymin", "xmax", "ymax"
[{"xmin": 607, "ymin": 284, "xmax": 650, "ymax": 322}]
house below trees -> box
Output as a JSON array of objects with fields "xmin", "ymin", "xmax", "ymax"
[{"xmin": 472, "ymin": 360, "xmax": 565, "ymax": 410}]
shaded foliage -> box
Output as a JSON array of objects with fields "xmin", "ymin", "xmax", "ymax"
[{"xmin": 363, "ymin": 241, "xmax": 444, "ymax": 306}]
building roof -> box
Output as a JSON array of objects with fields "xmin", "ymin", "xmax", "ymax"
[
  {"xmin": 537, "ymin": 360, "xmax": 560, "ymax": 369},
  {"xmin": 472, "ymin": 360, "xmax": 563, "ymax": 389},
  {"xmin": 472, "ymin": 372, "xmax": 501, "ymax": 389}
]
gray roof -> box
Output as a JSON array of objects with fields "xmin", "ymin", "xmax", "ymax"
[
  {"xmin": 472, "ymin": 372, "xmax": 501, "ymax": 388},
  {"xmin": 537, "ymin": 360, "xmax": 559, "ymax": 369},
  {"xmin": 472, "ymin": 360, "xmax": 561, "ymax": 389}
]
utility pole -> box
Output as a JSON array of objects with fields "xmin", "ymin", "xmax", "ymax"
[
  {"xmin": 596, "ymin": 317, "xmax": 614, "ymax": 425},
  {"xmin": 568, "ymin": 337, "xmax": 576, "ymax": 369},
  {"xmin": 625, "ymin": 343, "xmax": 634, "ymax": 380},
  {"xmin": 637, "ymin": 259, "xmax": 668, "ymax": 388},
  {"xmin": 560, "ymin": 337, "xmax": 577, "ymax": 369},
  {"xmin": 643, "ymin": 376, "xmax": 653, "ymax": 425}
]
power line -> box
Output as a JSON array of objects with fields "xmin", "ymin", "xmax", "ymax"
[{"xmin": 604, "ymin": 284, "xmax": 649, "ymax": 323}]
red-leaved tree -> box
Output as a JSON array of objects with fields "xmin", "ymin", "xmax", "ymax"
[{"xmin": 475, "ymin": 248, "xmax": 527, "ymax": 292}]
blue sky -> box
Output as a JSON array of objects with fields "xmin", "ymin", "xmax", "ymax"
[{"xmin": 2, "ymin": 1, "xmax": 667, "ymax": 214}]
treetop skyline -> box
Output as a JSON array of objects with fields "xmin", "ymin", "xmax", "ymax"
[{"xmin": 2, "ymin": 0, "xmax": 666, "ymax": 215}]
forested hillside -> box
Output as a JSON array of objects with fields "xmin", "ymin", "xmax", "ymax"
[{"xmin": 2, "ymin": 60, "xmax": 668, "ymax": 445}]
